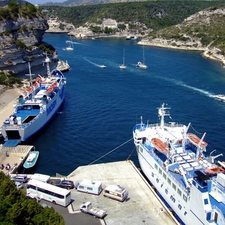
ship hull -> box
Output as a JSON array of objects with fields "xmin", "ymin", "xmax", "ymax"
[{"xmin": 1, "ymin": 86, "xmax": 65, "ymax": 142}]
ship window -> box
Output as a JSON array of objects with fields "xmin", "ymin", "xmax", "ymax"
[
  {"xmin": 159, "ymin": 168, "xmax": 162, "ymax": 175},
  {"xmin": 167, "ymin": 178, "xmax": 171, "ymax": 185},
  {"xmin": 178, "ymin": 204, "xmax": 182, "ymax": 210},
  {"xmin": 172, "ymin": 183, "xmax": 176, "ymax": 191},
  {"xmin": 151, "ymin": 172, "xmax": 154, "ymax": 177},
  {"xmin": 183, "ymin": 195, "xmax": 187, "ymax": 202},
  {"xmin": 155, "ymin": 164, "xmax": 158, "ymax": 170},
  {"xmin": 163, "ymin": 173, "xmax": 166, "ymax": 180},
  {"xmin": 177, "ymin": 189, "xmax": 182, "ymax": 196},
  {"xmin": 204, "ymin": 199, "xmax": 209, "ymax": 205}
]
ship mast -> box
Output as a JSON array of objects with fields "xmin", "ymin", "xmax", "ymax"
[
  {"xmin": 25, "ymin": 62, "xmax": 35, "ymax": 100},
  {"xmin": 43, "ymin": 53, "xmax": 51, "ymax": 78},
  {"xmin": 158, "ymin": 103, "xmax": 170, "ymax": 129}
]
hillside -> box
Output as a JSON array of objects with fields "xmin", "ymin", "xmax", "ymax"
[
  {"xmin": 41, "ymin": 1, "xmax": 220, "ymax": 29},
  {"xmin": 140, "ymin": 4, "xmax": 225, "ymax": 64},
  {"xmin": 41, "ymin": 1, "xmax": 225, "ymax": 65},
  {"xmin": 42, "ymin": 0, "xmax": 222, "ymax": 7}
]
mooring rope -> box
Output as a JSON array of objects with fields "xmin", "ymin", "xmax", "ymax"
[{"xmin": 88, "ymin": 137, "xmax": 133, "ymax": 165}]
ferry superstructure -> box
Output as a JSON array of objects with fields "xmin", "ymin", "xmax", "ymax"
[
  {"xmin": 0, "ymin": 56, "xmax": 66, "ymax": 143},
  {"xmin": 133, "ymin": 103, "xmax": 225, "ymax": 225}
]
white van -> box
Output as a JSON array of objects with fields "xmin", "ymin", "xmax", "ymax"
[
  {"xmin": 104, "ymin": 185, "xmax": 128, "ymax": 202},
  {"xmin": 76, "ymin": 179, "xmax": 102, "ymax": 195},
  {"xmin": 31, "ymin": 173, "xmax": 50, "ymax": 183}
]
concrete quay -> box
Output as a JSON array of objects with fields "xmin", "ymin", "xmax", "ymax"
[
  {"xmin": 0, "ymin": 145, "xmax": 33, "ymax": 175},
  {"xmin": 65, "ymin": 160, "xmax": 179, "ymax": 225}
]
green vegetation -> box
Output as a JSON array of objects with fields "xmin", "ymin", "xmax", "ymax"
[
  {"xmin": 41, "ymin": 1, "xmax": 222, "ymax": 30},
  {"xmin": 0, "ymin": 71, "xmax": 21, "ymax": 87},
  {"xmin": 0, "ymin": 0, "xmax": 41, "ymax": 21},
  {"xmin": 149, "ymin": 4, "xmax": 225, "ymax": 51},
  {"xmin": 0, "ymin": 172, "xmax": 64, "ymax": 225}
]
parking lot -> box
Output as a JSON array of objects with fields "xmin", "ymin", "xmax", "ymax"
[{"xmin": 13, "ymin": 161, "xmax": 178, "ymax": 225}]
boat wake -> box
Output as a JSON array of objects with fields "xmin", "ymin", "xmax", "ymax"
[
  {"xmin": 66, "ymin": 40, "xmax": 82, "ymax": 45},
  {"xmin": 83, "ymin": 58, "xmax": 106, "ymax": 68},
  {"xmin": 156, "ymin": 75, "xmax": 215, "ymax": 98},
  {"xmin": 176, "ymin": 81, "xmax": 215, "ymax": 98}
]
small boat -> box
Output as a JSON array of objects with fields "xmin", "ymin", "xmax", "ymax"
[
  {"xmin": 23, "ymin": 150, "xmax": 39, "ymax": 169},
  {"xmin": 205, "ymin": 166, "xmax": 225, "ymax": 174},
  {"xmin": 119, "ymin": 49, "xmax": 126, "ymax": 70},
  {"xmin": 187, "ymin": 133, "xmax": 208, "ymax": 147},
  {"xmin": 137, "ymin": 46, "xmax": 147, "ymax": 69},
  {"xmin": 100, "ymin": 65, "xmax": 106, "ymax": 68},
  {"xmin": 151, "ymin": 138, "xmax": 170, "ymax": 153},
  {"xmin": 214, "ymin": 94, "xmax": 225, "ymax": 102},
  {"xmin": 66, "ymin": 36, "xmax": 74, "ymax": 51},
  {"xmin": 126, "ymin": 36, "xmax": 131, "ymax": 40}
]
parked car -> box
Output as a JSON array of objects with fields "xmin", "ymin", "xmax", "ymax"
[
  {"xmin": 55, "ymin": 180, "xmax": 74, "ymax": 189},
  {"xmin": 15, "ymin": 181, "xmax": 23, "ymax": 190},
  {"xmin": 11, "ymin": 175, "xmax": 29, "ymax": 183}
]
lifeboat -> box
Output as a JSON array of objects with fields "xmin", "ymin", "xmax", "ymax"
[
  {"xmin": 26, "ymin": 87, "xmax": 32, "ymax": 93},
  {"xmin": 47, "ymin": 86, "xmax": 54, "ymax": 93},
  {"xmin": 52, "ymin": 82, "xmax": 58, "ymax": 88},
  {"xmin": 187, "ymin": 133, "xmax": 208, "ymax": 147},
  {"xmin": 151, "ymin": 138, "xmax": 170, "ymax": 154},
  {"xmin": 36, "ymin": 77, "xmax": 42, "ymax": 83},
  {"xmin": 205, "ymin": 166, "xmax": 225, "ymax": 174},
  {"xmin": 33, "ymin": 82, "xmax": 39, "ymax": 89}
]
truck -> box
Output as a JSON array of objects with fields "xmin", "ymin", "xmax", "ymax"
[{"xmin": 80, "ymin": 201, "xmax": 106, "ymax": 219}]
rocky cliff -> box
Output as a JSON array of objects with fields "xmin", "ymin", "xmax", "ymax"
[{"xmin": 0, "ymin": 0, "xmax": 58, "ymax": 77}]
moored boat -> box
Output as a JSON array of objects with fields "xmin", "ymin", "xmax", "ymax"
[
  {"xmin": 0, "ymin": 55, "xmax": 66, "ymax": 145},
  {"xmin": 133, "ymin": 103, "xmax": 225, "ymax": 225},
  {"xmin": 23, "ymin": 150, "xmax": 39, "ymax": 170}
]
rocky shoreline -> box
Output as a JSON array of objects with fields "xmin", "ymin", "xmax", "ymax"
[
  {"xmin": 138, "ymin": 39, "xmax": 225, "ymax": 66},
  {"xmin": 46, "ymin": 18, "xmax": 225, "ymax": 67}
]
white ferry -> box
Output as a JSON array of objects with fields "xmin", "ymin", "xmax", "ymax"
[
  {"xmin": 0, "ymin": 56, "xmax": 66, "ymax": 145},
  {"xmin": 133, "ymin": 103, "xmax": 225, "ymax": 225}
]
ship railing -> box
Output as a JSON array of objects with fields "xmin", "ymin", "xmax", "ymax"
[{"xmin": 150, "ymin": 122, "xmax": 184, "ymax": 128}]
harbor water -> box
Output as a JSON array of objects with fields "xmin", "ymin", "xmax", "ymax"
[{"xmin": 24, "ymin": 33, "xmax": 225, "ymax": 176}]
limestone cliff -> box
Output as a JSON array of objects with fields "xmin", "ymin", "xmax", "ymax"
[{"xmin": 0, "ymin": 0, "xmax": 58, "ymax": 77}]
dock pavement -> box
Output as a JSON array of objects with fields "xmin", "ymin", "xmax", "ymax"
[
  {"xmin": 0, "ymin": 145, "xmax": 33, "ymax": 175},
  {"xmin": 0, "ymin": 89, "xmax": 178, "ymax": 224},
  {"xmin": 65, "ymin": 160, "xmax": 179, "ymax": 225}
]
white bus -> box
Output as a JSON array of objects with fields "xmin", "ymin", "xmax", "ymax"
[{"xmin": 26, "ymin": 179, "xmax": 71, "ymax": 207}]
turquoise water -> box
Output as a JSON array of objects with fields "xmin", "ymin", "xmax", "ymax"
[{"xmin": 25, "ymin": 33, "xmax": 225, "ymax": 176}]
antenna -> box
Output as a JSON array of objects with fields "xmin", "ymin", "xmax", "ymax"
[{"xmin": 25, "ymin": 62, "xmax": 35, "ymax": 99}]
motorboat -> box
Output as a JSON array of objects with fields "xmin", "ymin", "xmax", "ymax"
[
  {"xmin": 214, "ymin": 94, "xmax": 225, "ymax": 102},
  {"xmin": 23, "ymin": 150, "xmax": 39, "ymax": 170}
]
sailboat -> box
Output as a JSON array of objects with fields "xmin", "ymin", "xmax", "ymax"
[
  {"xmin": 137, "ymin": 46, "xmax": 147, "ymax": 69},
  {"xmin": 119, "ymin": 49, "xmax": 126, "ymax": 70},
  {"xmin": 66, "ymin": 36, "xmax": 74, "ymax": 51}
]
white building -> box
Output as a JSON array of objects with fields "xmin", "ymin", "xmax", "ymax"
[{"xmin": 102, "ymin": 19, "xmax": 118, "ymax": 29}]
